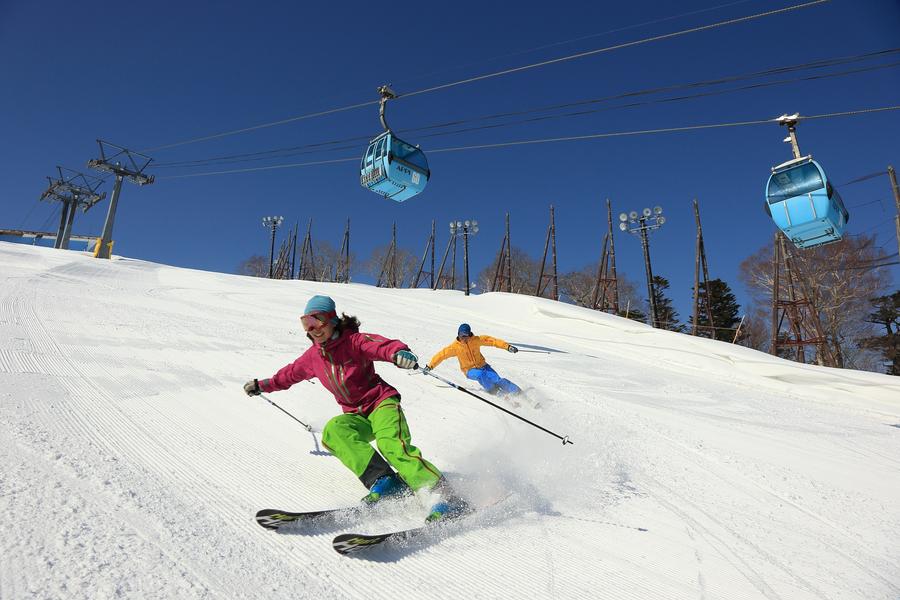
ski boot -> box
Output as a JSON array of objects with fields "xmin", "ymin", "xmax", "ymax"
[
  {"xmin": 361, "ymin": 473, "xmax": 409, "ymax": 505},
  {"xmin": 425, "ymin": 478, "xmax": 471, "ymax": 522}
]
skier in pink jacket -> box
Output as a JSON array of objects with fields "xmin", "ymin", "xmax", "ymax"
[{"xmin": 243, "ymin": 294, "xmax": 466, "ymax": 522}]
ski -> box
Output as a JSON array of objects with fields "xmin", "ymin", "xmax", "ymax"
[
  {"xmin": 255, "ymin": 506, "xmax": 363, "ymax": 531},
  {"xmin": 332, "ymin": 513, "xmax": 467, "ymax": 555},
  {"xmin": 332, "ymin": 495, "xmax": 509, "ymax": 556}
]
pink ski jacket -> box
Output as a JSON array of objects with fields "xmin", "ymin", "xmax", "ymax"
[{"xmin": 259, "ymin": 329, "xmax": 409, "ymax": 416}]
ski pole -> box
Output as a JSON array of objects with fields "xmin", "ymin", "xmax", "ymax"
[
  {"xmin": 259, "ymin": 393, "xmax": 313, "ymax": 432},
  {"xmin": 515, "ymin": 349, "xmax": 551, "ymax": 354},
  {"xmin": 419, "ymin": 368, "xmax": 573, "ymax": 445}
]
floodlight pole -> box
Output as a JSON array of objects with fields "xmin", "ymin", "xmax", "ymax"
[
  {"xmin": 263, "ymin": 216, "xmax": 284, "ymax": 278},
  {"xmin": 619, "ymin": 207, "xmax": 666, "ymax": 328},
  {"xmin": 450, "ymin": 219, "xmax": 479, "ymax": 296}
]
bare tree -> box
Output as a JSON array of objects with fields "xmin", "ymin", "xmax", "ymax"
[
  {"xmin": 739, "ymin": 234, "xmax": 891, "ymax": 369},
  {"xmin": 476, "ymin": 246, "xmax": 542, "ymax": 294},
  {"xmin": 313, "ymin": 239, "xmax": 354, "ymax": 282},
  {"xmin": 363, "ymin": 245, "xmax": 419, "ymax": 287},
  {"xmin": 237, "ymin": 255, "xmax": 268, "ymax": 277}
]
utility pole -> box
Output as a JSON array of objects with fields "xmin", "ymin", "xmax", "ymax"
[
  {"xmin": 619, "ymin": 206, "xmax": 666, "ymax": 328},
  {"xmin": 39, "ymin": 167, "xmax": 104, "ymax": 249},
  {"xmin": 262, "ymin": 216, "xmax": 284, "ymax": 278},
  {"xmin": 87, "ymin": 140, "xmax": 154, "ymax": 259}
]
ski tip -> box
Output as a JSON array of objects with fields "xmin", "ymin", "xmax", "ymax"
[
  {"xmin": 332, "ymin": 533, "xmax": 391, "ymax": 556},
  {"xmin": 254, "ymin": 509, "xmax": 296, "ymax": 530}
]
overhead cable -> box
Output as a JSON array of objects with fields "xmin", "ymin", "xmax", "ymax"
[
  {"xmin": 154, "ymin": 48, "xmax": 899, "ymax": 171},
  {"xmin": 141, "ymin": 0, "xmax": 830, "ymax": 153},
  {"xmin": 155, "ymin": 104, "xmax": 900, "ymax": 179}
]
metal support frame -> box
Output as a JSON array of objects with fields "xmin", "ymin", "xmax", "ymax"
[
  {"xmin": 413, "ymin": 220, "xmax": 436, "ymax": 289},
  {"xmin": 335, "ymin": 219, "xmax": 351, "ymax": 283},
  {"xmin": 770, "ymin": 232, "xmax": 834, "ymax": 366},
  {"xmin": 691, "ymin": 199, "xmax": 716, "ymax": 336},
  {"xmin": 296, "ymin": 218, "xmax": 317, "ymax": 281},
  {"xmin": 434, "ymin": 231, "xmax": 458, "ymax": 291},
  {"xmin": 86, "ymin": 140, "xmax": 154, "ymax": 259},
  {"xmin": 39, "ymin": 167, "xmax": 105, "ymax": 250},
  {"xmin": 377, "ymin": 222, "xmax": 399, "ymax": 288},
  {"xmin": 492, "ymin": 213, "xmax": 513, "ymax": 293},
  {"xmin": 535, "ymin": 205, "xmax": 559, "ymax": 300},
  {"xmin": 590, "ymin": 199, "xmax": 620, "ymax": 312}
]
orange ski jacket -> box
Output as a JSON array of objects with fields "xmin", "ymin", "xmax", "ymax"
[{"xmin": 427, "ymin": 335, "xmax": 511, "ymax": 374}]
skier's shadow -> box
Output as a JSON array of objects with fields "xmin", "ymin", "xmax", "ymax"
[{"xmin": 308, "ymin": 431, "xmax": 332, "ymax": 456}]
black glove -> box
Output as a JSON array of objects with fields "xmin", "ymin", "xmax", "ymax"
[
  {"xmin": 507, "ymin": 345, "xmax": 519, "ymax": 354},
  {"xmin": 243, "ymin": 379, "xmax": 261, "ymax": 396},
  {"xmin": 422, "ymin": 365, "xmax": 432, "ymax": 374},
  {"xmin": 393, "ymin": 350, "xmax": 418, "ymax": 369}
]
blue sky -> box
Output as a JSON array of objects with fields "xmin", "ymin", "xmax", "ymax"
[{"xmin": 2, "ymin": 0, "xmax": 898, "ymax": 320}]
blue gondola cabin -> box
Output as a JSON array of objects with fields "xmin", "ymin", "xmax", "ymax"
[
  {"xmin": 360, "ymin": 131, "xmax": 430, "ymax": 202},
  {"xmin": 765, "ymin": 156, "xmax": 849, "ymax": 249}
]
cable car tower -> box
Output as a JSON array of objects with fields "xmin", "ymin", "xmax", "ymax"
[
  {"xmin": 39, "ymin": 167, "xmax": 105, "ymax": 250},
  {"xmin": 359, "ymin": 85, "xmax": 430, "ymax": 202},
  {"xmin": 764, "ymin": 115, "xmax": 849, "ymax": 249},
  {"xmin": 87, "ymin": 140, "xmax": 154, "ymax": 259}
]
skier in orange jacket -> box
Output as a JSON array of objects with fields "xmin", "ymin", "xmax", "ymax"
[{"xmin": 423, "ymin": 323, "xmax": 521, "ymax": 395}]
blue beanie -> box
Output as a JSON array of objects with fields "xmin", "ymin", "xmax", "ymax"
[
  {"xmin": 304, "ymin": 295, "xmax": 337, "ymax": 319},
  {"xmin": 457, "ymin": 323, "xmax": 472, "ymax": 337}
]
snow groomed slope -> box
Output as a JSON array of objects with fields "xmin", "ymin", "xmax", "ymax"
[{"xmin": 1, "ymin": 242, "xmax": 898, "ymax": 599}]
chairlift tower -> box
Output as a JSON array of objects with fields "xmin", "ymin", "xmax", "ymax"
[
  {"xmin": 619, "ymin": 206, "xmax": 666, "ymax": 328},
  {"xmin": 39, "ymin": 167, "xmax": 105, "ymax": 249},
  {"xmin": 87, "ymin": 140, "xmax": 154, "ymax": 259}
]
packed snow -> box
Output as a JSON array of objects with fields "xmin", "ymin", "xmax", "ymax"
[{"xmin": 1, "ymin": 241, "xmax": 898, "ymax": 599}]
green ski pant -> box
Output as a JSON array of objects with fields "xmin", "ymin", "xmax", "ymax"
[{"xmin": 321, "ymin": 397, "xmax": 443, "ymax": 491}]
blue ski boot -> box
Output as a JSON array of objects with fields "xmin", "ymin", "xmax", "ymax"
[
  {"xmin": 425, "ymin": 479, "xmax": 471, "ymax": 522},
  {"xmin": 361, "ymin": 474, "xmax": 409, "ymax": 505}
]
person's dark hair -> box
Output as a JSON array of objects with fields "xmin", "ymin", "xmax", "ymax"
[{"xmin": 335, "ymin": 313, "xmax": 360, "ymax": 333}]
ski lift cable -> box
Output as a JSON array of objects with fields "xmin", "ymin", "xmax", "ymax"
[
  {"xmin": 140, "ymin": 0, "xmax": 829, "ymax": 154},
  {"xmin": 154, "ymin": 104, "xmax": 900, "ymax": 180},
  {"xmin": 836, "ymin": 171, "xmax": 890, "ymax": 187},
  {"xmin": 400, "ymin": 0, "xmax": 830, "ymax": 100},
  {"xmin": 388, "ymin": 0, "xmax": 756, "ymax": 90},
  {"xmin": 151, "ymin": 51, "xmax": 900, "ymax": 170}
]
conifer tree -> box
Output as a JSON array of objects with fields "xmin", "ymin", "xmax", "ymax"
[{"xmin": 696, "ymin": 278, "xmax": 742, "ymax": 342}]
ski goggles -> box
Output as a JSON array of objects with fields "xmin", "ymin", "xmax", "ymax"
[{"xmin": 301, "ymin": 311, "xmax": 336, "ymax": 331}]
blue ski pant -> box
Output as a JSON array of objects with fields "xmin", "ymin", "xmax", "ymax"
[{"xmin": 465, "ymin": 364, "xmax": 521, "ymax": 394}]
